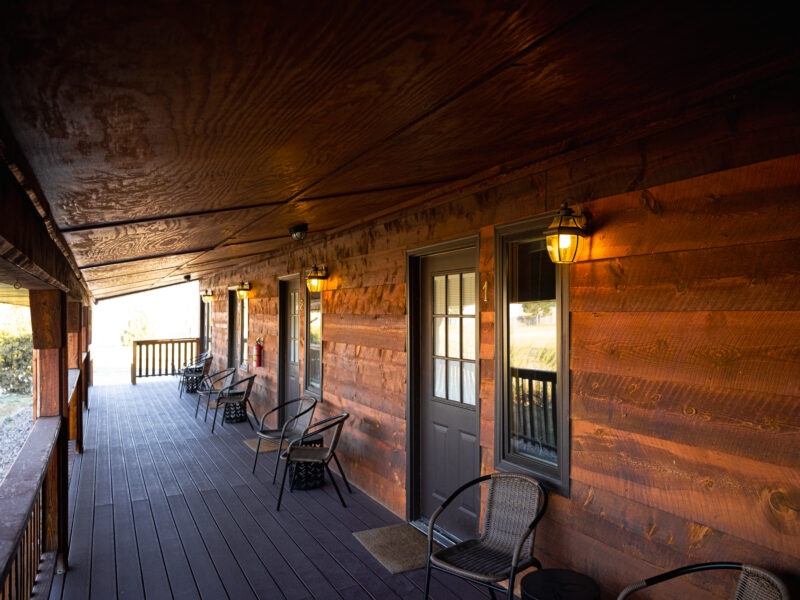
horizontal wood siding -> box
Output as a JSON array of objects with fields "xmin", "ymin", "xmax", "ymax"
[{"xmin": 202, "ymin": 89, "xmax": 800, "ymax": 596}]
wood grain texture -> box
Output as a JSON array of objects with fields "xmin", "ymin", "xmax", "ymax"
[
  {"xmin": 571, "ymin": 310, "xmax": 800, "ymax": 397},
  {"xmin": 571, "ymin": 238, "xmax": 800, "ymax": 313}
]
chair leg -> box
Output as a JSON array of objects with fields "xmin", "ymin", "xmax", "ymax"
[
  {"xmin": 289, "ymin": 464, "xmax": 297, "ymax": 493},
  {"xmin": 423, "ymin": 560, "xmax": 432, "ymax": 600},
  {"xmin": 195, "ymin": 395, "xmax": 201, "ymax": 418},
  {"xmin": 325, "ymin": 463, "xmax": 347, "ymax": 508},
  {"xmin": 489, "ymin": 589, "xmax": 498, "ymax": 600},
  {"xmin": 211, "ymin": 403, "xmax": 220, "ymax": 434},
  {"xmin": 276, "ymin": 459, "xmax": 291, "ymax": 511},
  {"xmin": 244, "ymin": 401, "xmax": 255, "ymax": 431},
  {"xmin": 272, "ymin": 434, "xmax": 286, "ymax": 484},
  {"xmin": 204, "ymin": 397, "xmax": 211, "ymax": 422},
  {"xmin": 332, "ymin": 452, "xmax": 352, "ymax": 493},
  {"xmin": 507, "ymin": 568, "xmax": 516, "ymax": 600},
  {"xmin": 252, "ymin": 438, "xmax": 262, "ymax": 473}
]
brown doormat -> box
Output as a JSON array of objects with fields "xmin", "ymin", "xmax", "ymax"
[
  {"xmin": 353, "ymin": 523, "xmax": 438, "ymax": 574},
  {"xmin": 243, "ymin": 438, "xmax": 287, "ymax": 453}
]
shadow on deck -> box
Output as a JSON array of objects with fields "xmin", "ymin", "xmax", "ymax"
[{"xmin": 49, "ymin": 378, "xmax": 484, "ymax": 600}]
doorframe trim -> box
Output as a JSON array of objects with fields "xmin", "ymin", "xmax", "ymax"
[
  {"xmin": 405, "ymin": 234, "xmax": 479, "ymax": 524},
  {"xmin": 277, "ymin": 274, "xmax": 301, "ymax": 424}
]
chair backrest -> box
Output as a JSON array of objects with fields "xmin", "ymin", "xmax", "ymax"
[
  {"xmin": 617, "ymin": 563, "xmax": 790, "ymax": 600},
  {"xmin": 201, "ymin": 355, "xmax": 213, "ymax": 376},
  {"xmin": 285, "ymin": 397, "xmax": 317, "ymax": 434},
  {"xmin": 223, "ymin": 374, "xmax": 255, "ymax": 398},
  {"xmin": 207, "ymin": 367, "xmax": 235, "ymax": 390},
  {"xmin": 294, "ymin": 413, "xmax": 349, "ymax": 461},
  {"xmin": 735, "ymin": 566, "xmax": 789, "ymax": 600},
  {"xmin": 480, "ymin": 473, "xmax": 545, "ymax": 558}
]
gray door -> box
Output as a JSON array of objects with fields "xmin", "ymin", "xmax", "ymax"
[
  {"xmin": 280, "ymin": 279, "xmax": 302, "ymax": 417},
  {"xmin": 420, "ymin": 248, "xmax": 480, "ymax": 541}
]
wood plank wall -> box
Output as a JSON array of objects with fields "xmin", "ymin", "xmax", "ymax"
[{"xmin": 202, "ymin": 80, "xmax": 800, "ymax": 597}]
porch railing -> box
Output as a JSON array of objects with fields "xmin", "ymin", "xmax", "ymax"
[
  {"xmin": 0, "ymin": 417, "xmax": 61, "ymax": 600},
  {"xmin": 131, "ymin": 337, "xmax": 199, "ymax": 384},
  {"xmin": 510, "ymin": 367, "xmax": 557, "ymax": 456}
]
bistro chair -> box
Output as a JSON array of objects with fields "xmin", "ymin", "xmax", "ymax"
[
  {"xmin": 424, "ymin": 472, "xmax": 548, "ymax": 600},
  {"xmin": 276, "ymin": 413, "xmax": 352, "ymax": 511},
  {"xmin": 195, "ymin": 367, "xmax": 236, "ymax": 420},
  {"xmin": 176, "ymin": 351, "xmax": 208, "ymax": 384},
  {"xmin": 210, "ymin": 374, "xmax": 256, "ymax": 434},
  {"xmin": 252, "ymin": 396, "xmax": 317, "ymax": 481},
  {"xmin": 617, "ymin": 562, "xmax": 790, "ymax": 600},
  {"xmin": 179, "ymin": 353, "xmax": 212, "ymax": 397}
]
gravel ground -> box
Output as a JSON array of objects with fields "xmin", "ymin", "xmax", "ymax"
[{"xmin": 0, "ymin": 406, "xmax": 34, "ymax": 482}]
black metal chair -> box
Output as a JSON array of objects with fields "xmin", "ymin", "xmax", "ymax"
[
  {"xmin": 276, "ymin": 413, "xmax": 352, "ymax": 511},
  {"xmin": 252, "ymin": 397, "xmax": 317, "ymax": 482},
  {"xmin": 210, "ymin": 374, "xmax": 256, "ymax": 434},
  {"xmin": 617, "ymin": 562, "xmax": 790, "ymax": 600},
  {"xmin": 194, "ymin": 367, "xmax": 236, "ymax": 420},
  {"xmin": 179, "ymin": 353, "xmax": 212, "ymax": 397},
  {"xmin": 424, "ymin": 473, "xmax": 548, "ymax": 600}
]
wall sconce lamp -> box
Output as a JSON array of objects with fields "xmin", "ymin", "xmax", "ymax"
[
  {"xmin": 306, "ymin": 265, "xmax": 328, "ymax": 293},
  {"xmin": 200, "ymin": 289, "xmax": 214, "ymax": 304},
  {"xmin": 544, "ymin": 202, "xmax": 590, "ymax": 264},
  {"xmin": 236, "ymin": 282, "xmax": 251, "ymax": 300},
  {"xmin": 289, "ymin": 223, "xmax": 308, "ymax": 241}
]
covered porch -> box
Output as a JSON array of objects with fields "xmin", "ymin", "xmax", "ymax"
[{"xmin": 51, "ymin": 378, "xmax": 486, "ymax": 600}]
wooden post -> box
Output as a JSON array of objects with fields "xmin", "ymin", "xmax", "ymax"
[
  {"xmin": 131, "ymin": 341, "xmax": 137, "ymax": 385},
  {"xmin": 29, "ymin": 289, "xmax": 69, "ymax": 574},
  {"xmin": 66, "ymin": 301, "xmax": 83, "ymax": 453}
]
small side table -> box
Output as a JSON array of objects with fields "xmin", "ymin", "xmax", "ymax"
[
  {"xmin": 520, "ymin": 569, "xmax": 600, "ymax": 600},
  {"xmin": 288, "ymin": 434, "xmax": 325, "ymax": 490}
]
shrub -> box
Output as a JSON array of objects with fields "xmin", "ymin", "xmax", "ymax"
[{"xmin": 0, "ymin": 333, "xmax": 33, "ymax": 394}]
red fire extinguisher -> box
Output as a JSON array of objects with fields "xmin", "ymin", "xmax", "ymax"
[{"xmin": 254, "ymin": 337, "xmax": 263, "ymax": 368}]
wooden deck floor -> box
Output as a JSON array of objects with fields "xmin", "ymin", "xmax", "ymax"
[{"xmin": 49, "ymin": 378, "xmax": 486, "ymax": 600}]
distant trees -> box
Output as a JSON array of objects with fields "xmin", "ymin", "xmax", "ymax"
[
  {"xmin": 119, "ymin": 309, "xmax": 153, "ymax": 346},
  {"xmin": 0, "ymin": 307, "xmax": 33, "ymax": 394}
]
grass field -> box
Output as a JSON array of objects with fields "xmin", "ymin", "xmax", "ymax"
[{"xmin": 0, "ymin": 394, "xmax": 32, "ymax": 420}]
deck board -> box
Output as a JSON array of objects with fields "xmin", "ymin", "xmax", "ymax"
[{"xmin": 52, "ymin": 377, "xmax": 490, "ymax": 599}]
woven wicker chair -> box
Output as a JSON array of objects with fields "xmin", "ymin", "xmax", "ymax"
[
  {"xmin": 276, "ymin": 413, "xmax": 352, "ymax": 511},
  {"xmin": 252, "ymin": 396, "xmax": 317, "ymax": 482},
  {"xmin": 617, "ymin": 562, "xmax": 789, "ymax": 600},
  {"xmin": 194, "ymin": 367, "xmax": 236, "ymax": 420},
  {"xmin": 210, "ymin": 374, "xmax": 256, "ymax": 434},
  {"xmin": 424, "ymin": 472, "xmax": 548, "ymax": 600}
]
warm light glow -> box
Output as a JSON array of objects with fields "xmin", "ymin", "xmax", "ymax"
[
  {"xmin": 200, "ymin": 290, "xmax": 214, "ymax": 304},
  {"xmin": 306, "ymin": 265, "xmax": 328, "ymax": 292},
  {"xmin": 236, "ymin": 282, "xmax": 251, "ymax": 300},
  {"xmin": 543, "ymin": 203, "xmax": 588, "ymax": 264}
]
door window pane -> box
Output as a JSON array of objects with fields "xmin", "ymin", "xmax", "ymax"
[
  {"xmin": 434, "ymin": 317, "xmax": 446, "ymax": 356},
  {"xmin": 462, "ymin": 272, "xmax": 476, "ymax": 315},
  {"xmin": 447, "ymin": 360, "xmax": 460, "ymax": 402},
  {"xmin": 434, "ymin": 276, "xmax": 446, "ymax": 315},
  {"xmin": 462, "ymin": 362, "xmax": 476, "ymax": 405},
  {"xmin": 447, "ymin": 317, "xmax": 460, "ymax": 358},
  {"xmin": 462, "ymin": 317, "xmax": 475, "ymax": 360},
  {"xmin": 447, "ymin": 274, "xmax": 460, "ymax": 314},
  {"xmin": 434, "ymin": 358, "xmax": 446, "ymax": 398}
]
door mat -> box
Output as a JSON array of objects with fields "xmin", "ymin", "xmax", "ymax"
[
  {"xmin": 353, "ymin": 523, "xmax": 438, "ymax": 574},
  {"xmin": 243, "ymin": 438, "xmax": 288, "ymax": 453}
]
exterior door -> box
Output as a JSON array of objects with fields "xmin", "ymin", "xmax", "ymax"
[
  {"xmin": 227, "ymin": 290, "xmax": 237, "ymax": 368},
  {"xmin": 419, "ymin": 248, "xmax": 480, "ymax": 541},
  {"xmin": 279, "ymin": 278, "xmax": 302, "ymax": 418}
]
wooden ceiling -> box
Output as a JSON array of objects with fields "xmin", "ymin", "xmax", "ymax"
[{"xmin": 0, "ymin": 1, "xmax": 796, "ymax": 299}]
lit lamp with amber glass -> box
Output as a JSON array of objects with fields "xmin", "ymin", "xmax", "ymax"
[
  {"xmin": 544, "ymin": 202, "xmax": 589, "ymax": 264},
  {"xmin": 236, "ymin": 282, "xmax": 251, "ymax": 299},
  {"xmin": 200, "ymin": 289, "xmax": 214, "ymax": 304},
  {"xmin": 306, "ymin": 265, "xmax": 328, "ymax": 292}
]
